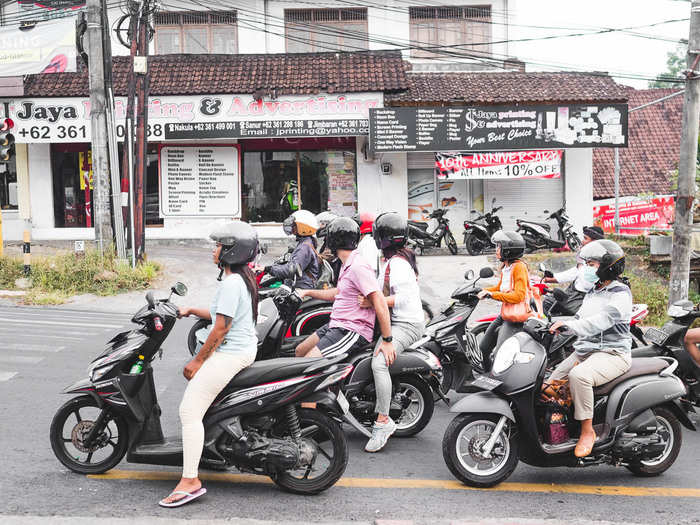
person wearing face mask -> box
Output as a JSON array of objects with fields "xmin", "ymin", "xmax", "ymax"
[
  {"xmin": 542, "ymin": 225, "xmax": 605, "ymax": 315},
  {"xmin": 547, "ymin": 240, "xmax": 632, "ymax": 458}
]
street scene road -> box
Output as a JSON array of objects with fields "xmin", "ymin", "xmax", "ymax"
[{"xmin": 1, "ymin": 252, "xmax": 699, "ymax": 524}]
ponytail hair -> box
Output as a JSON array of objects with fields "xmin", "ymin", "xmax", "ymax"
[
  {"xmin": 226, "ymin": 263, "xmax": 259, "ymax": 323},
  {"xmin": 382, "ymin": 246, "xmax": 419, "ymax": 276}
]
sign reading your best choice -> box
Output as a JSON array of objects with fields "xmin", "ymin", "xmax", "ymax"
[{"xmin": 159, "ymin": 145, "xmax": 240, "ymax": 218}]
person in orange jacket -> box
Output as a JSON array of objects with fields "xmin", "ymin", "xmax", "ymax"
[{"xmin": 476, "ymin": 231, "xmax": 529, "ymax": 367}]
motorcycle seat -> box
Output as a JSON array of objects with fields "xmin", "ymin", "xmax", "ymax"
[
  {"xmin": 593, "ymin": 357, "xmax": 667, "ymax": 396},
  {"xmin": 408, "ymin": 221, "xmax": 429, "ymax": 231},
  {"xmin": 518, "ymin": 219, "xmax": 551, "ymax": 230},
  {"xmin": 226, "ymin": 357, "xmax": 331, "ymax": 389}
]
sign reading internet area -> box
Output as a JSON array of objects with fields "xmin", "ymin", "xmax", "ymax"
[
  {"xmin": 159, "ymin": 145, "xmax": 240, "ymax": 218},
  {"xmin": 369, "ymin": 104, "xmax": 628, "ymax": 152}
]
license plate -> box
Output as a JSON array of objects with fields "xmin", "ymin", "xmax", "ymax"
[
  {"xmin": 336, "ymin": 391, "xmax": 350, "ymax": 414},
  {"xmin": 470, "ymin": 374, "xmax": 502, "ymax": 391},
  {"xmin": 645, "ymin": 327, "xmax": 669, "ymax": 346}
]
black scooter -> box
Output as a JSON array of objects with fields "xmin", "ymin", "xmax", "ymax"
[
  {"xmin": 516, "ymin": 207, "xmax": 582, "ymax": 253},
  {"xmin": 50, "ymin": 281, "xmax": 353, "ymax": 495},
  {"xmin": 442, "ymin": 317, "xmax": 695, "ymax": 487},
  {"xmin": 633, "ymin": 299, "xmax": 700, "ymax": 407},
  {"xmin": 463, "ymin": 207, "xmax": 503, "ymax": 256},
  {"xmin": 408, "ymin": 208, "xmax": 459, "ymax": 255}
]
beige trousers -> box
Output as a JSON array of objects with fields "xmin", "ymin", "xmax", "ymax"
[
  {"xmin": 179, "ymin": 351, "xmax": 255, "ymax": 478},
  {"xmin": 549, "ymin": 351, "xmax": 631, "ymax": 421}
]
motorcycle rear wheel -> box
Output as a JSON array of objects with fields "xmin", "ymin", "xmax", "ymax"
[
  {"xmin": 50, "ymin": 396, "xmax": 128, "ymax": 475},
  {"xmin": 446, "ymin": 232, "xmax": 459, "ymax": 255},
  {"xmin": 464, "ymin": 233, "xmax": 486, "ymax": 256},
  {"xmin": 567, "ymin": 233, "xmax": 582, "ymax": 251},
  {"xmin": 626, "ymin": 407, "xmax": 682, "ymax": 477},
  {"xmin": 442, "ymin": 413, "xmax": 518, "ymax": 487},
  {"xmin": 272, "ymin": 409, "xmax": 349, "ymax": 495},
  {"xmin": 393, "ymin": 376, "xmax": 435, "ymax": 437}
]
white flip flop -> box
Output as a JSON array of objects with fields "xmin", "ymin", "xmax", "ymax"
[{"xmin": 158, "ymin": 487, "xmax": 207, "ymax": 508}]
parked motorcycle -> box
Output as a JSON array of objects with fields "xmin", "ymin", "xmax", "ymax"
[
  {"xmin": 49, "ymin": 281, "xmax": 353, "ymax": 495},
  {"xmin": 190, "ymin": 282, "xmax": 444, "ymax": 438},
  {"xmin": 463, "ymin": 207, "xmax": 503, "ymax": 256},
  {"xmin": 632, "ymin": 299, "xmax": 700, "ymax": 407},
  {"xmin": 516, "ymin": 207, "xmax": 582, "ymax": 253},
  {"xmin": 442, "ymin": 317, "xmax": 695, "ymax": 487},
  {"xmin": 408, "ymin": 208, "xmax": 459, "ymax": 255}
]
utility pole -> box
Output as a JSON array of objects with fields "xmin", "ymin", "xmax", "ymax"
[
  {"xmin": 86, "ymin": 0, "xmax": 114, "ymax": 254},
  {"xmin": 669, "ymin": 0, "xmax": 700, "ymax": 304},
  {"xmin": 133, "ymin": 1, "xmax": 150, "ymax": 262}
]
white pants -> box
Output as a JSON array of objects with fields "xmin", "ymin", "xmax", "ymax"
[{"xmin": 179, "ymin": 351, "xmax": 255, "ymax": 478}]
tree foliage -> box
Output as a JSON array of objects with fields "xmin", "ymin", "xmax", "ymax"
[{"xmin": 649, "ymin": 45, "xmax": 686, "ymax": 88}]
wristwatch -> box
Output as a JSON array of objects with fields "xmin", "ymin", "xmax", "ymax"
[{"xmin": 382, "ymin": 336, "xmax": 393, "ymax": 343}]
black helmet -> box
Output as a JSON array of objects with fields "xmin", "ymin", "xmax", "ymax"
[
  {"xmin": 210, "ymin": 221, "xmax": 259, "ymax": 266},
  {"xmin": 373, "ymin": 212, "xmax": 408, "ymax": 250},
  {"xmin": 491, "ymin": 230, "xmax": 525, "ymax": 261},
  {"xmin": 325, "ymin": 217, "xmax": 360, "ymax": 253},
  {"xmin": 579, "ymin": 239, "xmax": 625, "ymax": 281}
]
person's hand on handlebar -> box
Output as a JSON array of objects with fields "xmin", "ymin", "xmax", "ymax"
[
  {"xmin": 177, "ymin": 307, "xmax": 192, "ymax": 319},
  {"xmin": 476, "ymin": 290, "xmax": 491, "ymax": 300},
  {"xmin": 543, "ymin": 277, "xmax": 558, "ymax": 284},
  {"xmin": 549, "ymin": 320, "xmax": 567, "ymax": 333}
]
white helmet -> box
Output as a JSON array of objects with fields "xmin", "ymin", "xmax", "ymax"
[{"xmin": 283, "ymin": 209, "xmax": 319, "ymax": 237}]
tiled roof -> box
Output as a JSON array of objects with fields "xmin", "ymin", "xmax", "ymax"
[
  {"xmin": 23, "ymin": 51, "xmax": 409, "ymax": 97},
  {"xmin": 593, "ymin": 87, "xmax": 684, "ymax": 199},
  {"xmin": 385, "ymin": 71, "xmax": 629, "ymax": 105}
]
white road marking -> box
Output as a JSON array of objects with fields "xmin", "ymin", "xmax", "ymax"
[
  {"xmin": 0, "ymin": 355, "xmax": 43, "ymax": 364},
  {"xmin": 0, "ymin": 317, "xmax": 123, "ymax": 328},
  {"xmin": 0, "ymin": 371, "xmax": 18, "ymax": 381},
  {"xmin": 0, "ymin": 344, "xmax": 65, "ymax": 353}
]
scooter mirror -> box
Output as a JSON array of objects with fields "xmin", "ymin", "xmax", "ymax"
[
  {"xmin": 260, "ymin": 244, "xmax": 269, "ymax": 255},
  {"xmin": 422, "ymin": 209, "xmax": 429, "ymax": 215},
  {"xmin": 492, "ymin": 197, "xmax": 496, "ymax": 204},
  {"xmin": 145, "ymin": 291, "xmax": 156, "ymax": 309},
  {"xmin": 479, "ymin": 267, "xmax": 495, "ymax": 279},
  {"xmin": 539, "ymin": 262, "xmax": 546, "ymax": 273},
  {"xmin": 464, "ymin": 269, "xmax": 475, "ymax": 281},
  {"xmin": 470, "ymin": 209, "xmax": 477, "ymax": 214},
  {"xmin": 172, "ymin": 282, "xmax": 188, "ymax": 296},
  {"xmin": 543, "ymin": 209, "xmax": 550, "ymax": 214}
]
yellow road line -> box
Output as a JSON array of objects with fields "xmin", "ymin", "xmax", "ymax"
[{"xmin": 88, "ymin": 470, "xmax": 700, "ymax": 498}]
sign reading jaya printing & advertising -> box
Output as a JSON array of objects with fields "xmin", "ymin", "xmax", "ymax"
[
  {"xmin": 370, "ymin": 104, "xmax": 628, "ymax": 152},
  {"xmin": 159, "ymin": 145, "xmax": 240, "ymax": 218},
  {"xmin": 8, "ymin": 93, "xmax": 381, "ymax": 143},
  {"xmin": 436, "ymin": 150, "xmax": 562, "ymax": 180}
]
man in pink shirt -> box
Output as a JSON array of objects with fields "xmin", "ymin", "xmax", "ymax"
[{"xmin": 296, "ymin": 217, "xmax": 395, "ymax": 363}]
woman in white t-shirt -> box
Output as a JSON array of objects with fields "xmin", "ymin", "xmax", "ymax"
[{"xmin": 359, "ymin": 212, "xmax": 425, "ymax": 453}]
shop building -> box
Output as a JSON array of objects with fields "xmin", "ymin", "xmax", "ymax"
[{"xmin": 1, "ymin": 52, "xmax": 628, "ymax": 242}]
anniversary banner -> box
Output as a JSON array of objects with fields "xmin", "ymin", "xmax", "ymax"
[
  {"xmin": 369, "ymin": 104, "xmax": 628, "ymax": 152},
  {"xmin": 435, "ymin": 150, "xmax": 562, "ymax": 180}
]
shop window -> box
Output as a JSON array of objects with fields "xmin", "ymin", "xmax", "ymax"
[
  {"xmin": 51, "ymin": 146, "xmax": 93, "ymax": 228},
  {"xmin": 285, "ymin": 8, "xmax": 368, "ymax": 53},
  {"xmin": 242, "ymin": 149, "xmax": 356, "ymax": 223},
  {"xmin": 154, "ymin": 10, "xmax": 238, "ymax": 54},
  {"xmin": 0, "ymin": 156, "xmax": 18, "ymax": 211},
  {"xmin": 409, "ymin": 5, "xmax": 491, "ymax": 59}
]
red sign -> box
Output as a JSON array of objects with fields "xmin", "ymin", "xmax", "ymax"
[
  {"xmin": 435, "ymin": 150, "xmax": 562, "ymax": 180},
  {"xmin": 592, "ymin": 195, "xmax": 675, "ymax": 235}
]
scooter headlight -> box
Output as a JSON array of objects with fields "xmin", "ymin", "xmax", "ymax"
[{"xmin": 491, "ymin": 336, "xmax": 534, "ymax": 375}]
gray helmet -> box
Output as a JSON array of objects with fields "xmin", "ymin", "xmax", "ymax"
[
  {"xmin": 210, "ymin": 221, "xmax": 259, "ymax": 266},
  {"xmin": 491, "ymin": 230, "xmax": 525, "ymax": 261},
  {"xmin": 579, "ymin": 239, "xmax": 625, "ymax": 281}
]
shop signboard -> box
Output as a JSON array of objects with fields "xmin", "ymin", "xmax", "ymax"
[
  {"xmin": 592, "ymin": 195, "xmax": 675, "ymax": 235},
  {"xmin": 0, "ymin": 19, "xmax": 77, "ymax": 76},
  {"xmin": 7, "ymin": 93, "xmax": 382, "ymax": 143},
  {"xmin": 159, "ymin": 145, "xmax": 240, "ymax": 218},
  {"xmin": 435, "ymin": 150, "xmax": 562, "ymax": 180},
  {"xmin": 369, "ymin": 104, "xmax": 628, "ymax": 152}
]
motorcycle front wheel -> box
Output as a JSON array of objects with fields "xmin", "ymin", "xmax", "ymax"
[
  {"xmin": 567, "ymin": 232, "xmax": 582, "ymax": 251},
  {"xmin": 445, "ymin": 231, "xmax": 459, "ymax": 255},
  {"xmin": 272, "ymin": 408, "xmax": 349, "ymax": 495},
  {"xmin": 50, "ymin": 396, "xmax": 129, "ymax": 475},
  {"xmin": 188, "ymin": 318, "xmax": 212, "ymax": 356},
  {"xmin": 442, "ymin": 413, "xmax": 518, "ymax": 487}
]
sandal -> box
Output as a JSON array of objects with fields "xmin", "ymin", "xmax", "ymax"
[{"xmin": 158, "ymin": 487, "xmax": 207, "ymax": 508}]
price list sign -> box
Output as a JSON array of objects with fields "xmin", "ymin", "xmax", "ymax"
[
  {"xmin": 370, "ymin": 104, "xmax": 628, "ymax": 152},
  {"xmin": 159, "ymin": 145, "xmax": 240, "ymax": 218}
]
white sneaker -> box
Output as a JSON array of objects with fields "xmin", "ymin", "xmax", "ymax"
[{"xmin": 365, "ymin": 418, "xmax": 397, "ymax": 453}]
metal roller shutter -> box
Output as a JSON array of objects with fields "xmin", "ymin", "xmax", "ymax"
[{"xmin": 485, "ymin": 176, "xmax": 564, "ymax": 234}]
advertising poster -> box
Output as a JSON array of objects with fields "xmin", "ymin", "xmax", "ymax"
[
  {"xmin": 592, "ymin": 195, "xmax": 675, "ymax": 235},
  {"xmin": 327, "ymin": 151, "xmax": 357, "ymax": 216},
  {"xmin": 435, "ymin": 150, "xmax": 562, "ymax": 180},
  {"xmin": 0, "ymin": 19, "xmax": 77, "ymax": 76}
]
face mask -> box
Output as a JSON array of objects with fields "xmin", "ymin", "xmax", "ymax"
[{"xmin": 582, "ymin": 265, "xmax": 599, "ymax": 284}]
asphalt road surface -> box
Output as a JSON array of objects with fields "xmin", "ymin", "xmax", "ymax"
[{"xmin": 1, "ymin": 304, "xmax": 699, "ymax": 524}]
